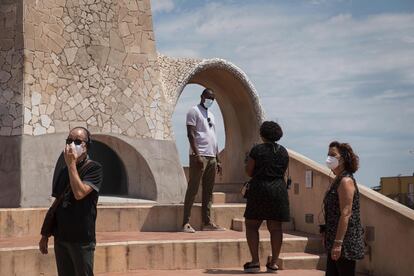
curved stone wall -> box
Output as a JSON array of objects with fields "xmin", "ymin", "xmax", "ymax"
[{"xmin": 158, "ymin": 54, "xmax": 265, "ymax": 183}]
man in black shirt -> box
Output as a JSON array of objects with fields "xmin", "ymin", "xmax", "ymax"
[{"xmin": 39, "ymin": 127, "xmax": 103, "ymax": 276}]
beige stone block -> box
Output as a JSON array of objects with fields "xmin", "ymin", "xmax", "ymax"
[
  {"xmin": 87, "ymin": 45, "xmax": 110, "ymax": 67},
  {"xmin": 55, "ymin": 0, "xmax": 66, "ymax": 6},
  {"xmin": 44, "ymin": 23, "xmax": 63, "ymax": 35},
  {"xmin": 126, "ymin": 67, "xmax": 140, "ymax": 80},
  {"xmin": 195, "ymin": 241, "xmax": 220, "ymax": 268},
  {"xmin": 54, "ymin": 120, "xmax": 69, "ymax": 132},
  {"xmin": 119, "ymin": 22, "xmax": 130, "ymax": 37},
  {"xmin": 47, "ymin": 30, "xmax": 66, "ymax": 48},
  {"xmin": 33, "ymin": 124, "xmax": 46, "ymax": 135},
  {"xmin": 107, "ymin": 49, "xmax": 126, "ymax": 69},
  {"xmin": 123, "ymin": 0, "xmax": 139, "ymax": 11},
  {"xmin": 34, "ymin": 37, "xmax": 48, "ymax": 52},
  {"xmin": 51, "ymin": 7, "xmax": 64, "ymax": 18},
  {"xmin": 69, "ymin": 121, "xmax": 87, "ymax": 129},
  {"xmin": 109, "ymin": 29, "xmax": 125, "ymax": 51},
  {"xmin": 106, "ymin": 245, "xmax": 128, "ymax": 272},
  {"xmin": 65, "ymin": 109, "xmax": 76, "ymax": 121},
  {"xmin": 128, "ymin": 244, "xmax": 148, "ymax": 270},
  {"xmin": 38, "ymin": 250, "xmax": 57, "ymax": 275},
  {"xmin": 212, "ymin": 192, "xmax": 226, "ymax": 204},
  {"xmin": 75, "ymin": 47, "xmax": 91, "ymax": 68},
  {"xmin": 94, "ymin": 247, "xmax": 107, "ymax": 274},
  {"xmin": 231, "ymin": 218, "xmax": 245, "ymax": 232},
  {"xmin": 95, "ymin": 208, "xmax": 120, "ymax": 232},
  {"xmin": 134, "ymin": 116, "xmax": 149, "ymax": 134}
]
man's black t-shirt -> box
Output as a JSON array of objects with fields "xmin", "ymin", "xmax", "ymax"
[{"xmin": 52, "ymin": 158, "xmax": 103, "ymax": 243}]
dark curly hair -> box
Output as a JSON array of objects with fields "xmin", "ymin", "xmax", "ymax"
[
  {"xmin": 260, "ymin": 121, "xmax": 283, "ymax": 142},
  {"xmin": 329, "ymin": 141, "xmax": 359, "ymax": 173}
]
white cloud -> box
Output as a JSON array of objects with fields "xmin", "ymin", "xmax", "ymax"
[
  {"xmin": 151, "ymin": 0, "xmax": 175, "ymax": 14},
  {"xmin": 153, "ymin": 1, "xmax": 414, "ymax": 186}
]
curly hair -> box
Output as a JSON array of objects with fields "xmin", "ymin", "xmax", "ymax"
[
  {"xmin": 260, "ymin": 121, "xmax": 283, "ymax": 142},
  {"xmin": 329, "ymin": 141, "xmax": 359, "ymax": 173}
]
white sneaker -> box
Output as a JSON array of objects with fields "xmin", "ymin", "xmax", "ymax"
[{"xmin": 182, "ymin": 223, "xmax": 196, "ymax": 233}]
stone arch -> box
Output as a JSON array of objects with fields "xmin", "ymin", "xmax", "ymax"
[
  {"xmin": 53, "ymin": 134, "xmax": 158, "ymax": 201},
  {"xmin": 159, "ymin": 55, "xmax": 265, "ymax": 183},
  {"xmin": 92, "ymin": 134, "xmax": 157, "ymax": 200}
]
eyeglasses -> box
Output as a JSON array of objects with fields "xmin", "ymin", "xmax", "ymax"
[
  {"xmin": 65, "ymin": 138, "xmax": 85, "ymax": 145},
  {"xmin": 207, "ymin": 118, "xmax": 213, "ymax": 128}
]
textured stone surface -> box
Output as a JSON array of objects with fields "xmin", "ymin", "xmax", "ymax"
[
  {"xmin": 0, "ymin": 0, "xmax": 172, "ymax": 140},
  {"xmin": 0, "ymin": 1, "xmax": 24, "ymax": 136}
]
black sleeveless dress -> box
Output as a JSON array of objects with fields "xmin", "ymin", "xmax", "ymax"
[
  {"xmin": 323, "ymin": 172, "xmax": 365, "ymax": 260},
  {"xmin": 244, "ymin": 143, "xmax": 290, "ymax": 221}
]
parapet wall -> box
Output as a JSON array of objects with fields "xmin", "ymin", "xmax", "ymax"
[{"xmin": 288, "ymin": 149, "xmax": 414, "ymax": 276}]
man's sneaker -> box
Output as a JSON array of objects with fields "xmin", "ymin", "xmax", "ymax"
[
  {"xmin": 182, "ymin": 223, "xmax": 196, "ymax": 233},
  {"xmin": 201, "ymin": 223, "xmax": 226, "ymax": 231}
]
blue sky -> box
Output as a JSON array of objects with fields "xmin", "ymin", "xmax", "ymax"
[{"xmin": 151, "ymin": 0, "xmax": 414, "ymax": 187}]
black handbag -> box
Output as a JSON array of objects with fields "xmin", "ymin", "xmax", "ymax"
[{"xmin": 40, "ymin": 185, "xmax": 68, "ymax": 237}]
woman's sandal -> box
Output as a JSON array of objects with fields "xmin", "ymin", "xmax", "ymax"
[
  {"xmin": 266, "ymin": 256, "xmax": 279, "ymax": 273},
  {"xmin": 243, "ymin": 261, "xmax": 260, "ymax": 273}
]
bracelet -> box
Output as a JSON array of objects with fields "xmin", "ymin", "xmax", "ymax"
[{"xmin": 334, "ymin": 239, "xmax": 343, "ymax": 244}]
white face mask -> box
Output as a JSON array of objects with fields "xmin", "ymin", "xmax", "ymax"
[
  {"xmin": 70, "ymin": 142, "xmax": 85, "ymax": 158},
  {"xmin": 204, "ymin": 99, "xmax": 214, "ymax": 109},
  {"xmin": 326, "ymin": 156, "xmax": 339, "ymax": 170}
]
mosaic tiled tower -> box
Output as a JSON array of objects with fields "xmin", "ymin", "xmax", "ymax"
[{"xmin": 0, "ymin": 0, "xmax": 264, "ymax": 207}]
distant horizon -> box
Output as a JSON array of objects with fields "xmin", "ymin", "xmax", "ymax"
[{"xmin": 153, "ymin": 0, "xmax": 414, "ymax": 187}]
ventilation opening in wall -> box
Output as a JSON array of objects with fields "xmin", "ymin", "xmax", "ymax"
[
  {"xmin": 89, "ymin": 141, "xmax": 128, "ymax": 196},
  {"xmin": 53, "ymin": 141, "xmax": 128, "ymax": 196},
  {"xmin": 172, "ymin": 84, "xmax": 225, "ymax": 168}
]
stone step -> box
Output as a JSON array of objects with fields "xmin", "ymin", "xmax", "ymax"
[
  {"xmin": 0, "ymin": 204, "xmax": 247, "ymax": 238},
  {"xmin": 96, "ymin": 268, "xmax": 326, "ymax": 276},
  {"xmin": 213, "ymin": 183, "xmax": 244, "ymax": 193},
  {"xmin": 231, "ymin": 217, "xmax": 295, "ymax": 232},
  {"xmin": 278, "ymin": 252, "xmax": 326, "ymax": 270},
  {"xmin": 195, "ymin": 192, "xmax": 246, "ymax": 204},
  {"xmin": 0, "ymin": 231, "xmax": 324, "ymax": 275}
]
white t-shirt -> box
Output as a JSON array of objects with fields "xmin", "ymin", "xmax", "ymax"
[{"xmin": 186, "ymin": 104, "xmax": 218, "ymax": 157}]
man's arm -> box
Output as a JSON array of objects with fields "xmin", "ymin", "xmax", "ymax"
[
  {"xmin": 187, "ymin": 125, "xmax": 204, "ymax": 168},
  {"xmin": 187, "ymin": 125, "xmax": 199, "ymax": 156},
  {"xmin": 68, "ymin": 163, "xmax": 93, "ymax": 200},
  {"xmin": 64, "ymin": 145, "xmax": 93, "ymax": 200}
]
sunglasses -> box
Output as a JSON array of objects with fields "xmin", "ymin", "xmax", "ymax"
[
  {"xmin": 65, "ymin": 138, "xmax": 85, "ymax": 145},
  {"xmin": 207, "ymin": 118, "xmax": 213, "ymax": 128}
]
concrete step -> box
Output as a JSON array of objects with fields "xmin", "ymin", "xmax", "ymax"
[
  {"xmin": 0, "ymin": 204, "xmax": 247, "ymax": 238},
  {"xmin": 213, "ymin": 183, "xmax": 244, "ymax": 193},
  {"xmin": 0, "ymin": 231, "xmax": 324, "ymax": 275},
  {"xmin": 96, "ymin": 268, "xmax": 326, "ymax": 276},
  {"xmin": 195, "ymin": 192, "xmax": 246, "ymax": 204},
  {"xmin": 278, "ymin": 252, "xmax": 326, "ymax": 270},
  {"xmin": 232, "ymin": 217, "xmax": 295, "ymax": 232}
]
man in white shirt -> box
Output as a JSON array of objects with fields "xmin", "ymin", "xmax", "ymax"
[{"xmin": 182, "ymin": 88, "xmax": 224, "ymax": 233}]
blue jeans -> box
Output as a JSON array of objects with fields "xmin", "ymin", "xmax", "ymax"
[{"xmin": 54, "ymin": 239, "xmax": 95, "ymax": 276}]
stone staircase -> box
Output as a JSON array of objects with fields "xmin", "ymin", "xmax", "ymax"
[
  {"xmin": 0, "ymin": 202, "xmax": 326, "ymax": 275},
  {"xmin": 195, "ymin": 182, "xmax": 247, "ymax": 204}
]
